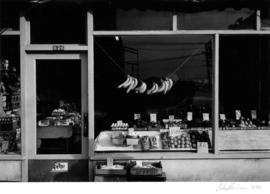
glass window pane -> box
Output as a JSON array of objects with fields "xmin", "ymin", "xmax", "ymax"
[
  {"xmin": 177, "ymin": 8, "xmax": 255, "ymax": 30},
  {"xmin": 0, "ymin": 36, "xmax": 21, "ymax": 154},
  {"xmin": 94, "ymin": 35, "xmax": 213, "ymax": 153},
  {"xmin": 94, "ymin": 6, "xmax": 172, "ymax": 30},
  {"xmin": 29, "ymin": 3, "xmax": 86, "ymax": 44},
  {"xmin": 219, "ymin": 35, "xmax": 270, "ymax": 151},
  {"xmin": 36, "ymin": 60, "xmax": 82, "ymax": 154}
]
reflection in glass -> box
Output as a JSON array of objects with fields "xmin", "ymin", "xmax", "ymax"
[{"xmin": 36, "ymin": 60, "xmax": 81, "ymax": 154}]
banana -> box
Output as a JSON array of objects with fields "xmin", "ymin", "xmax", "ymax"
[
  {"xmin": 126, "ymin": 77, "xmax": 135, "ymax": 93},
  {"xmin": 118, "ymin": 75, "xmax": 132, "ymax": 88},
  {"xmin": 147, "ymin": 83, "xmax": 156, "ymax": 95},
  {"xmin": 151, "ymin": 83, "xmax": 159, "ymax": 94},
  {"xmin": 166, "ymin": 78, "xmax": 174, "ymax": 91},
  {"xmin": 130, "ymin": 77, "xmax": 138, "ymax": 90},
  {"xmin": 157, "ymin": 80, "xmax": 166, "ymax": 93},
  {"xmin": 139, "ymin": 82, "xmax": 147, "ymax": 93},
  {"xmin": 163, "ymin": 80, "xmax": 169, "ymax": 94}
]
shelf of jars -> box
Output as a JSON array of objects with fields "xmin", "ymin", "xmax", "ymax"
[{"xmin": 0, "ymin": 59, "xmax": 21, "ymax": 155}]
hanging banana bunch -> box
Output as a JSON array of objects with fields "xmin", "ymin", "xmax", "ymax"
[{"xmin": 117, "ymin": 75, "xmax": 174, "ymax": 95}]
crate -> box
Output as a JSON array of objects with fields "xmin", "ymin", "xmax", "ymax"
[
  {"xmin": 129, "ymin": 161, "xmax": 163, "ymax": 176},
  {"xmin": 95, "ymin": 162, "xmax": 127, "ymax": 176}
]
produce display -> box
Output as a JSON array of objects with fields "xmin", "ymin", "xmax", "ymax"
[
  {"xmin": 169, "ymin": 133, "xmax": 192, "ymax": 149},
  {"xmin": 108, "ymin": 128, "xmax": 211, "ymax": 151},
  {"xmin": 38, "ymin": 108, "xmax": 80, "ymax": 128}
]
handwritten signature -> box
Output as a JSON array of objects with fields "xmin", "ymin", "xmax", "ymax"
[{"xmin": 216, "ymin": 182, "xmax": 261, "ymax": 192}]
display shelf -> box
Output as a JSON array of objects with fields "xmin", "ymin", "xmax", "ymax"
[
  {"xmin": 94, "ymin": 130, "xmax": 211, "ymax": 152},
  {"xmin": 219, "ymin": 130, "xmax": 270, "ymax": 151}
]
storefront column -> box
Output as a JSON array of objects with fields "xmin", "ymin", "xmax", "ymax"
[
  {"xmin": 19, "ymin": 13, "xmax": 31, "ymax": 182},
  {"xmin": 87, "ymin": 10, "xmax": 95, "ymax": 181}
]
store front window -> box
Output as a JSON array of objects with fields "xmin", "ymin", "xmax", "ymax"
[
  {"xmin": 177, "ymin": 8, "xmax": 256, "ymax": 30},
  {"xmin": 219, "ymin": 35, "xmax": 270, "ymax": 151},
  {"xmin": 94, "ymin": 35, "xmax": 213, "ymax": 152},
  {"xmin": 36, "ymin": 60, "xmax": 82, "ymax": 154},
  {"xmin": 0, "ymin": 36, "xmax": 21, "ymax": 154}
]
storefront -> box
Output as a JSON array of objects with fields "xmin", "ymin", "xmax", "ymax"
[{"xmin": 1, "ymin": 0, "xmax": 270, "ymax": 182}]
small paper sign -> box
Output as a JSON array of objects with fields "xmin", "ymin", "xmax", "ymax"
[
  {"xmin": 220, "ymin": 114, "xmax": 226, "ymax": 121},
  {"xmin": 150, "ymin": 113, "xmax": 157, "ymax": 123},
  {"xmin": 235, "ymin": 110, "xmax": 241, "ymax": 120},
  {"xmin": 134, "ymin": 113, "xmax": 141, "ymax": 120},
  {"xmin": 251, "ymin": 110, "xmax": 257, "ymax": 120},
  {"xmin": 107, "ymin": 158, "xmax": 114, "ymax": 167},
  {"xmin": 51, "ymin": 162, "xmax": 68, "ymax": 172},
  {"xmin": 136, "ymin": 160, "xmax": 143, "ymax": 167},
  {"xmin": 187, "ymin": 112, "xmax": 193, "ymax": 121},
  {"xmin": 169, "ymin": 127, "xmax": 181, "ymax": 136},
  {"xmin": 197, "ymin": 142, "xmax": 209, "ymax": 153},
  {"xmin": 169, "ymin": 115, "xmax": 174, "ymax": 122},
  {"xmin": 203, "ymin": 113, "xmax": 210, "ymax": 121}
]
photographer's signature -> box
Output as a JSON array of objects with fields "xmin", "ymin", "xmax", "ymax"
[{"xmin": 216, "ymin": 182, "xmax": 262, "ymax": 192}]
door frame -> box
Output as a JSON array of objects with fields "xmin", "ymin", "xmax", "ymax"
[{"xmin": 25, "ymin": 53, "xmax": 88, "ymax": 160}]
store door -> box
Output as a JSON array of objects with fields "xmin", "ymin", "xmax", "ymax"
[{"xmin": 25, "ymin": 53, "xmax": 89, "ymax": 181}]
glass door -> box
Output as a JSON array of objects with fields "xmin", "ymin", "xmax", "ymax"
[{"xmin": 26, "ymin": 54, "xmax": 88, "ymax": 158}]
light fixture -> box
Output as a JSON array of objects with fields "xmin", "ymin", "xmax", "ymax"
[{"xmin": 115, "ymin": 36, "xmax": 120, "ymax": 41}]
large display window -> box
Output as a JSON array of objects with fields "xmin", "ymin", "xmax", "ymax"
[
  {"xmin": 94, "ymin": 35, "xmax": 213, "ymax": 153},
  {"xmin": 219, "ymin": 35, "xmax": 270, "ymax": 151}
]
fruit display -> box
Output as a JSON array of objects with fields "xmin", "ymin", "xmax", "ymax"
[
  {"xmin": 169, "ymin": 133, "xmax": 192, "ymax": 149},
  {"xmin": 219, "ymin": 115, "xmax": 270, "ymax": 130},
  {"xmin": 51, "ymin": 108, "xmax": 66, "ymax": 117},
  {"xmin": 37, "ymin": 103, "xmax": 81, "ymax": 128},
  {"xmin": 111, "ymin": 132, "xmax": 125, "ymax": 145},
  {"xmin": 117, "ymin": 75, "xmax": 174, "ymax": 95},
  {"xmin": 111, "ymin": 122, "xmax": 129, "ymax": 130}
]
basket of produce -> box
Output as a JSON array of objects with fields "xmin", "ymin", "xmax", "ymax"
[
  {"xmin": 95, "ymin": 162, "xmax": 127, "ymax": 175},
  {"xmin": 129, "ymin": 161, "xmax": 163, "ymax": 176},
  {"xmin": 111, "ymin": 132, "xmax": 125, "ymax": 145}
]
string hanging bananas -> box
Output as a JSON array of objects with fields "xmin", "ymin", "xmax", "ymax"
[{"xmin": 117, "ymin": 75, "xmax": 173, "ymax": 94}]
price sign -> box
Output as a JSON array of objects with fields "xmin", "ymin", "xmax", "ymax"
[
  {"xmin": 197, "ymin": 142, "xmax": 209, "ymax": 154},
  {"xmin": 150, "ymin": 113, "xmax": 157, "ymax": 123},
  {"xmin": 251, "ymin": 110, "xmax": 257, "ymax": 120},
  {"xmin": 51, "ymin": 162, "xmax": 68, "ymax": 172},
  {"xmin": 107, "ymin": 158, "xmax": 114, "ymax": 167},
  {"xmin": 203, "ymin": 113, "xmax": 210, "ymax": 121},
  {"xmin": 136, "ymin": 160, "xmax": 143, "ymax": 167},
  {"xmin": 187, "ymin": 112, "xmax": 193, "ymax": 121},
  {"xmin": 235, "ymin": 110, "xmax": 241, "ymax": 120},
  {"xmin": 52, "ymin": 45, "xmax": 65, "ymax": 51},
  {"xmin": 169, "ymin": 115, "xmax": 174, "ymax": 122},
  {"xmin": 220, "ymin": 114, "xmax": 226, "ymax": 121},
  {"xmin": 169, "ymin": 127, "xmax": 181, "ymax": 137},
  {"xmin": 134, "ymin": 113, "xmax": 141, "ymax": 120}
]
